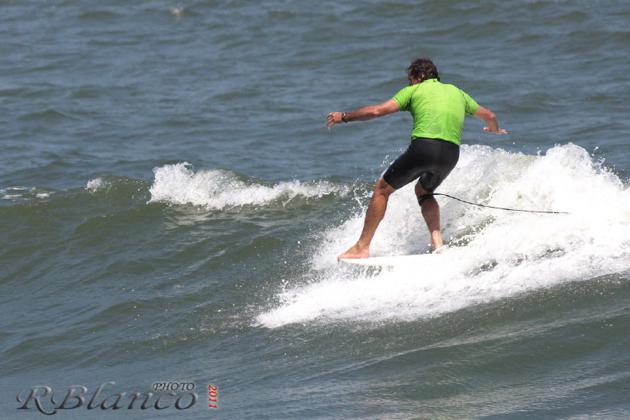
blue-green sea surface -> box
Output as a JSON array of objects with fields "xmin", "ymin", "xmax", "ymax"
[{"xmin": 1, "ymin": 1, "xmax": 629, "ymax": 418}]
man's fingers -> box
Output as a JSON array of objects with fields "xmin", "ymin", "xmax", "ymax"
[
  {"xmin": 483, "ymin": 126, "xmax": 508, "ymax": 134},
  {"xmin": 327, "ymin": 112, "xmax": 339, "ymax": 128}
]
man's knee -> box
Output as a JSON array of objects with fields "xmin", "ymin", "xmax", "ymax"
[
  {"xmin": 415, "ymin": 182, "xmax": 435, "ymax": 206},
  {"xmin": 374, "ymin": 179, "xmax": 396, "ymax": 197},
  {"xmin": 414, "ymin": 182, "xmax": 429, "ymax": 197}
]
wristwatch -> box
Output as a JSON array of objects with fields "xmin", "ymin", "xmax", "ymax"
[{"xmin": 341, "ymin": 112, "xmax": 348, "ymax": 123}]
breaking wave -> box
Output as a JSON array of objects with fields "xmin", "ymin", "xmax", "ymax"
[
  {"xmin": 258, "ymin": 144, "xmax": 630, "ymax": 328},
  {"xmin": 148, "ymin": 162, "xmax": 350, "ymax": 209}
]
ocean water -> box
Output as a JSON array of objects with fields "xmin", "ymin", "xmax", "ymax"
[{"xmin": 1, "ymin": 0, "xmax": 630, "ymax": 418}]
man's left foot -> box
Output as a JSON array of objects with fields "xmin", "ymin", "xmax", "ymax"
[{"xmin": 338, "ymin": 243, "xmax": 369, "ymax": 260}]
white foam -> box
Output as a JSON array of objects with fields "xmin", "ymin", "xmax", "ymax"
[
  {"xmin": 86, "ymin": 177, "xmax": 107, "ymax": 192},
  {"xmin": 258, "ymin": 144, "xmax": 630, "ymax": 328},
  {"xmin": 148, "ymin": 162, "xmax": 350, "ymax": 209},
  {"xmin": 1, "ymin": 186, "xmax": 53, "ymax": 200},
  {"xmin": 170, "ymin": 6, "xmax": 184, "ymax": 19},
  {"xmin": 1, "ymin": 186, "xmax": 27, "ymax": 200}
]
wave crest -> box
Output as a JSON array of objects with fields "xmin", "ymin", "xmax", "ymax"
[{"xmin": 148, "ymin": 163, "xmax": 350, "ymax": 209}]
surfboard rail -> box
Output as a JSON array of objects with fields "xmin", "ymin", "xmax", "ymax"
[{"xmin": 339, "ymin": 253, "xmax": 439, "ymax": 268}]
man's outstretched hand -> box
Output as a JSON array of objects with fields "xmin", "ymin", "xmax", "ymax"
[
  {"xmin": 483, "ymin": 127, "xmax": 508, "ymax": 134},
  {"xmin": 327, "ymin": 112, "xmax": 343, "ymax": 129}
]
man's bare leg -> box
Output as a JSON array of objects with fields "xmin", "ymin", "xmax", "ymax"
[
  {"xmin": 338, "ymin": 179, "xmax": 396, "ymax": 259},
  {"xmin": 415, "ymin": 182, "xmax": 443, "ymax": 251}
]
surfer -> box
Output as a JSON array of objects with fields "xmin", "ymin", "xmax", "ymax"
[{"xmin": 328, "ymin": 58, "xmax": 507, "ymax": 259}]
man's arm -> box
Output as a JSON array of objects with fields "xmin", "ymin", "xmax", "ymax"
[
  {"xmin": 474, "ymin": 106, "xmax": 508, "ymax": 134},
  {"xmin": 327, "ymin": 99, "xmax": 400, "ymax": 128}
]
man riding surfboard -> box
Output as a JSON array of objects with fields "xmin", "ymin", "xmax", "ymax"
[{"xmin": 327, "ymin": 58, "xmax": 507, "ymax": 260}]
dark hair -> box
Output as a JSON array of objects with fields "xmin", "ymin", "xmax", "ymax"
[{"xmin": 407, "ymin": 58, "xmax": 440, "ymax": 82}]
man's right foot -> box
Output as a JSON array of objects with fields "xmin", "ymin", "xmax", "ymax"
[
  {"xmin": 337, "ymin": 244, "xmax": 369, "ymax": 260},
  {"xmin": 432, "ymin": 244, "xmax": 448, "ymax": 254}
]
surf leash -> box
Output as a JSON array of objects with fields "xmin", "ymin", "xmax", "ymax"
[{"xmin": 423, "ymin": 193, "xmax": 570, "ymax": 215}]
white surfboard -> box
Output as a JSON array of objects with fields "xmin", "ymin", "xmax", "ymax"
[{"xmin": 339, "ymin": 253, "xmax": 439, "ymax": 268}]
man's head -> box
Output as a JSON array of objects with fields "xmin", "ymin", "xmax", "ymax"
[{"xmin": 407, "ymin": 58, "xmax": 440, "ymax": 84}]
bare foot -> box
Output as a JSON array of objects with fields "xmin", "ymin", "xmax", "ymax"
[
  {"xmin": 432, "ymin": 244, "xmax": 449, "ymax": 254},
  {"xmin": 337, "ymin": 243, "xmax": 369, "ymax": 260}
]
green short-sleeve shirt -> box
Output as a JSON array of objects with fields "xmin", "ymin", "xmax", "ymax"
[{"xmin": 392, "ymin": 79, "xmax": 479, "ymax": 145}]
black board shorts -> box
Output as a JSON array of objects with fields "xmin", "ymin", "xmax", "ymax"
[{"xmin": 382, "ymin": 137, "xmax": 460, "ymax": 191}]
